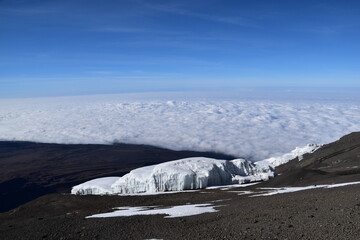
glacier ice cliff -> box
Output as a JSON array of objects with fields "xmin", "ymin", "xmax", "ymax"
[
  {"xmin": 71, "ymin": 144, "xmax": 320, "ymax": 195},
  {"xmin": 110, "ymin": 158, "xmax": 273, "ymax": 194}
]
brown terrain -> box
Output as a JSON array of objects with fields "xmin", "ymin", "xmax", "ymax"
[{"xmin": 1, "ymin": 132, "xmax": 360, "ymax": 239}]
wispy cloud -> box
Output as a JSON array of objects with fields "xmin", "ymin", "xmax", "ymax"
[
  {"xmin": 141, "ymin": 1, "xmax": 257, "ymax": 27},
  {"xmin": 92, "ymin": 27, "xmax": 185, "ymax": 35},
  {"xmin": 0, "ymin": 6, "xmax": 58, "ymax": 16},
  {"xmin": 0, "ymin": 75, "xmax": 174, "ymax": 84},
  {"xmin": 293, "ymin": 24, "xmax": 356, "ymax": 35},
  {"xmin": 304, "ymin": 26, "xmax": 338, "ymax": 35}
]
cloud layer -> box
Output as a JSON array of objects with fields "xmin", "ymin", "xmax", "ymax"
[{"xmin": 0, "ymin": 95, "xmax": 359, "ymax": 161}]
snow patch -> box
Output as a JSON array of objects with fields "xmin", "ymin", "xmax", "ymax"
[
  {"xmin": 251, "ymin": 181, "xmax": 360, "ymax": 197},
  {"xmin": 206, "ymin": 182, "xmax": 260, "ymax": 190},
  {"xmin": 86, "ymin": 203, "xmax": 220, "ymax": 218},
  {"xmin": 227, "ymin": 191, "xmax": 254, "ymax": 195}
]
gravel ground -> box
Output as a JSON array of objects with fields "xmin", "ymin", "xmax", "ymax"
[
  {"xmin": 1, "ymin": 132, "xmax": 360, "ymax": 239},
  {"xmin": 1, "ymin": 181, "xmax": 360, "ymax": 240}
]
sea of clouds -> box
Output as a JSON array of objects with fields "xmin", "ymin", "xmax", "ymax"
[{"xmin": 1, "ymin": 92, "xmax": 360, "ymax": 161}]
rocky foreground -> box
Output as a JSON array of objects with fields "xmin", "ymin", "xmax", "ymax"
[{"xmin": 1, "ymin": 132, "xmax": 360, "ymax": 239}]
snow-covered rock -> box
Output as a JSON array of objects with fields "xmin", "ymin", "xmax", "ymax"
[
  {"xmin": 71, "ymin": 177, "xmax": 119, "ymax": 195},
  {"xmin": 257, "ymin": 144, "xmax": 321, "ymax": 167},
  {"xmin": 71, "ymin": 144, "xmax": 321, "ymax": 195}
]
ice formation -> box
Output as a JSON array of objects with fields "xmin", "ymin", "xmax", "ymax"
[
  {"xmin": 110, "ymin": 158, "xmax": 273, "ymax": 194},
  {"xmin": 71, "ymin": 157, "xmax": 272, "ymax": 195},
  {"xmin": 71, "ymin": 177, "xmax": 119, "ymax": 195},
  {"xmin": 71, "ymin": 144, "xmax": 319, "ymax": 195}
]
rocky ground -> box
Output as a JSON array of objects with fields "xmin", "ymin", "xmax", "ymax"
[
  {"xmin": 1, "ymin": 133, "xmax": 360, "ymax": 239},
  {"xmin": 1, "ymin": 180, "xmax": 360, "ymax": 240}
]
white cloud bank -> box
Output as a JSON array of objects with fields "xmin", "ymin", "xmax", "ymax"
[{"xmin": 0, "ymin": 94, "xmax": 359, "ymax": 160}]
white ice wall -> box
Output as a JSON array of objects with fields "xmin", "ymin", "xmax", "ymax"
[{"xmin": 71, "ymin": 144, "xmax": 318, "ymax": 195}]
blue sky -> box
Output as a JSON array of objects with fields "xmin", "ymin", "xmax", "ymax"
[{"xmin": 1, "ymin": 0, "xmax": 360, "ymax": 97}]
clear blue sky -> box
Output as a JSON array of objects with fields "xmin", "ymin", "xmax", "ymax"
[{"xmin": 1, "ymin": 0, "xmax": 360, "ymax": 97}]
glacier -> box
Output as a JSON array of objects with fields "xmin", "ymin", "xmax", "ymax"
[
  {"xmin": 110, "ymin": 158, "xmax": 273, "ymax": 194},
  {"xmin": 71, "ymin": 177, "xmax": 119, "ymax": 195},
  {"xmin": 71, "ymin": 144, "xmax": 320, "ymax": 195}
]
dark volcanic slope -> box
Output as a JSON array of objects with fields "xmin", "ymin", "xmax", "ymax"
[
  {"xmin": 1, "ymin": 134, "xmax": 360, "ymax": 239},
  {"xmin": 0, "ymin": 141, "xmax": 235, "ymax": 212},
  {"xmin": 1, "ymin": 177, "xmax": 360, "ymax": 240},
  {"xmin": 265, "ymin": 132, "xmax": 360, "ymax": 187}
]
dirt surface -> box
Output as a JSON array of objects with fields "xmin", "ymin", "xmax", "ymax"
[
  {"xmin": 0, "ymin": 141, "xmax": 234, "ymax": 212},
  {"xmin": 1, "ymin": 133, "xmax": 360, "ymax": 239},
  {"xmin": 1, "ymin": 183, "xmax": 360, "ymax": 240}
]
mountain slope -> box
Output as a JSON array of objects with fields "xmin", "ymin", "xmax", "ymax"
[{"xmin": 265, "ymin": 132, "xmax": 360, "ymax": 187}]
